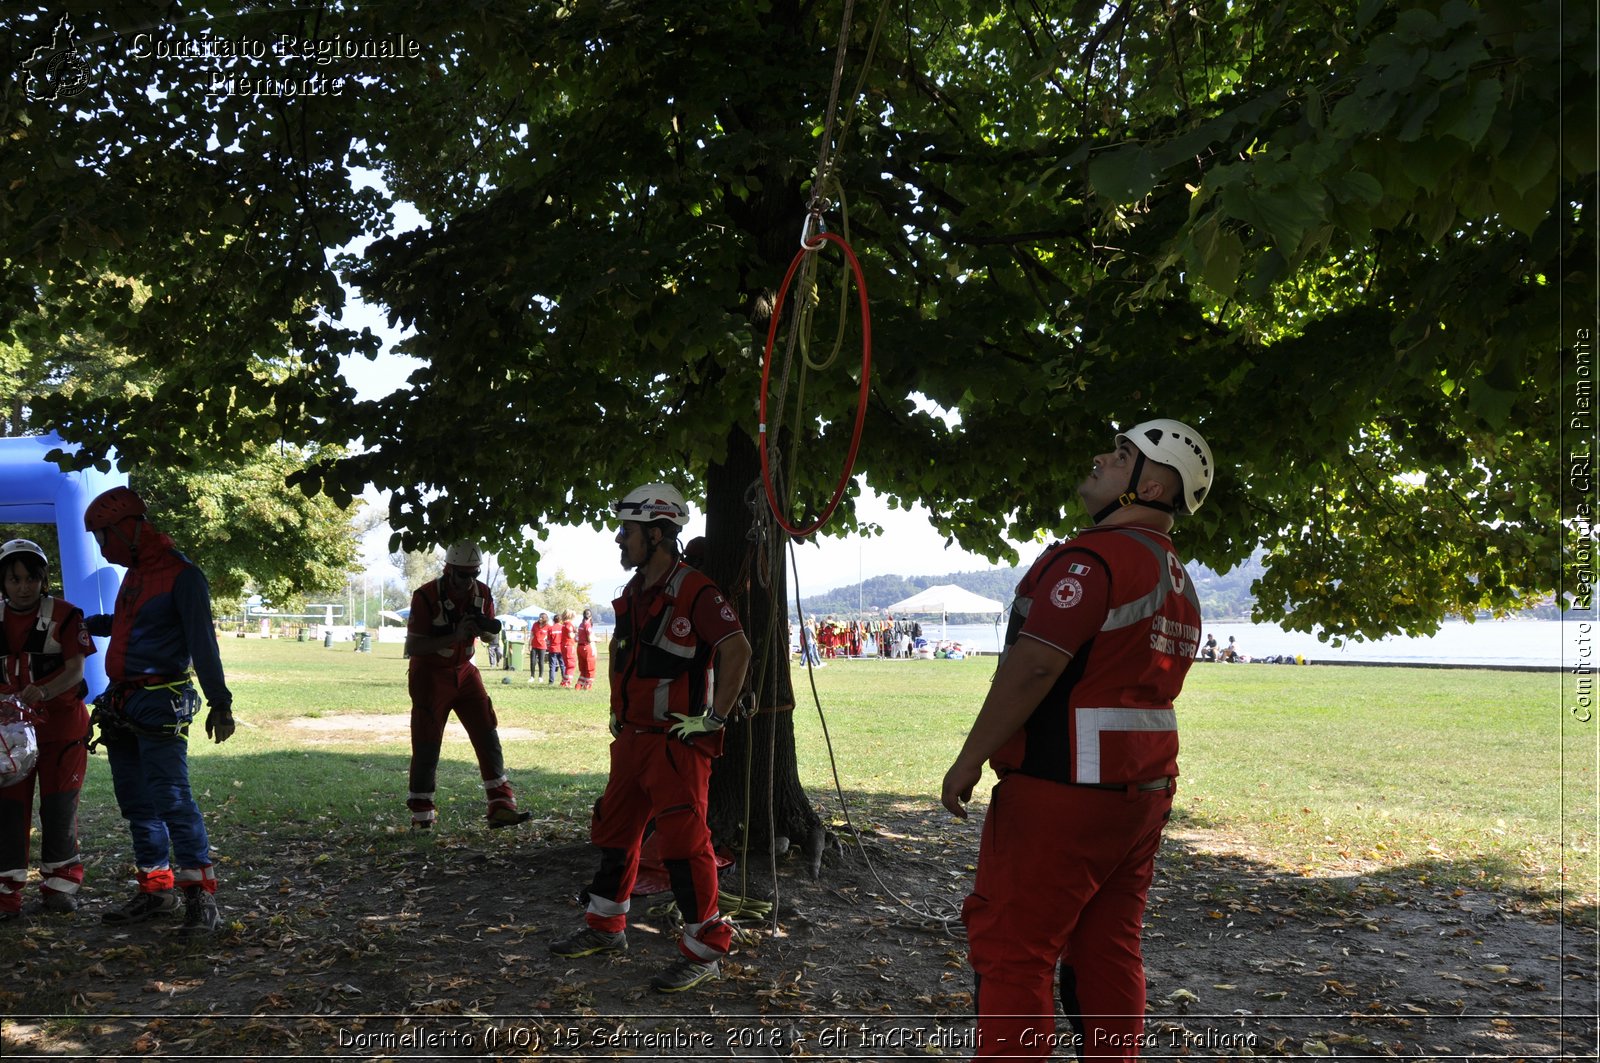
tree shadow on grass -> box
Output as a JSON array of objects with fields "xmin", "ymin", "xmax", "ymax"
[{"xmin": 1, "ymin": 773, "xmax": 1592, "ymax": 1059}]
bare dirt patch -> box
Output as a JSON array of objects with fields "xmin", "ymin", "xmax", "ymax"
[{"xmin": 0, "ymin": 803, "xmax": 1594, "ymax": 1060}]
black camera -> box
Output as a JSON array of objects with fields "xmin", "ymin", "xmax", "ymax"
[{"xmin": 465, "ymin": 610, "xmax": 502, "ymax": 635}]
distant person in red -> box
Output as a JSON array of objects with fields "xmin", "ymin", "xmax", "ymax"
[
  {"xmin": 559, "ymin": 611, "xmax": 578, "ymax": 688},
  {"xmin": 941, "ymin": 419, "xmax": 1214, "ymax": 1061},
  {"xmin": 546, "ymin": 611, "xmax": 569, "ymax": 686},
  {"xmin": 528, "ymin": 612, "xmax": 550, "ymax": 682},
  {"xmin": 83, "ymin": 486, "xmax": 233, "ymax": 935},
  {"xmin": 405, "ymin": 543, "xmax": 532, "ymax": 831},
  {"xmin": 0, "ymin": 539, "xmax": 93, "ymax": 921},
  {"xmin": 575, "ymin": 609, "xmax": 597, "ymax": 691}
]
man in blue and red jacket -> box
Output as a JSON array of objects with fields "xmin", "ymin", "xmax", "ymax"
[{"xmin": 85, "ymin": 486, "xmax": 234, "ymax": 935}]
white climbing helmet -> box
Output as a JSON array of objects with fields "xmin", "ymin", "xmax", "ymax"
[
  {"xmin": 1116, "ymin": 419, "xmax": 1214, "ymax": 514},
  {"xmin": 612, "ymin": 483, "xmax": 691, "ymax": 527},
  {"xmin": 444, "ymin": 542, "xmax": 483, "ymax": 568},
  {"xmin": 0, "ymin": 539, "xmax": 48, "ymax": 568}
]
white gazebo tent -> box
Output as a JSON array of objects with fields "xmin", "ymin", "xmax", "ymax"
[{"xmin": 885, "ymin": 584, "xmax": 1005, "ymax": 643}]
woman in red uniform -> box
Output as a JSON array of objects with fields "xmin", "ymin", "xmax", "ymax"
[
  {"xmin": 546, "ymin": 613, "xmax": 567, "ymax": 686},
  {"xmin": 559, "ymin": 611, "xmax": 578, "ymax": 688},
  {"xmin": 575, "ymin": 609, "xmax": 597, "ymax": 691},
  {"xmin": 0, "ymin": 539, "xmax": 94, "ymax": 920}
]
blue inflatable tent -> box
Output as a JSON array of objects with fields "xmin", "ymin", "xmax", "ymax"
[{"xmin": 0, "ymin": 434, "xmax": 127, "ymax": 701}]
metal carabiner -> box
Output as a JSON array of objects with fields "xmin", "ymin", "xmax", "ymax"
[{"xmin": 799, "ymin": 210, "xmax": 828, "ymax": 251}]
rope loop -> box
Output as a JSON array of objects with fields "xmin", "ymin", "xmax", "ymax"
[{"xmin": 757, "ymin": 230, "xmax": 871, "ymax": 539}]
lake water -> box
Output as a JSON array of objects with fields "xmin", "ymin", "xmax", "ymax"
[{"xmin": 924, "ymin": 617, "xmax": 1587, "ymax": 668}]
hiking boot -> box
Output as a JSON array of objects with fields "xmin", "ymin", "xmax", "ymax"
[
  {"xmin": 549, "ymin": 926, "xmax": 627, "ymax": 958},
  {"xmin": 41, "ymin": 890, "xmax": 78, "ymax": 915},
  {"xmin": 486, "ymin": 805, "xmax": 533, "ymax": 829},
  {"xmin": 178, "ymin": 886, "xmax": 221, "ymax": 935},
  {"xmin": 0, "ymin": 908, "xmax": 22, "ymax": 924},
  {"xmin": 102, "ymin": 889, "xmax": 179, "ymax": 925},
  {"xmin": 650, "ymin": 957, "xmax": 720, "ymax": 993}
]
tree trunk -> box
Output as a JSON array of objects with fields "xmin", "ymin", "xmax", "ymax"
[{"xmin": 703, "ymin": 425, "xmax": 820, "ymax": 864}]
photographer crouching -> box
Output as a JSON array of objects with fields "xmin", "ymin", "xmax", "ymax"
[{"xmin": 403, "ymin": 543, "xmax": 532, "ymax": 831}]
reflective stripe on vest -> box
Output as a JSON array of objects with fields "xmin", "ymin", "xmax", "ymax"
[
  {"xmin": 425, "ymin": 579, "xmax": 487, "ymax": 658},
  {"xmin": 0, "ymin": 597, "xmax": 63, "ymax": 689},
  {"xmin": 618, "ymin": 565, "xmax": 716, "ymax": 724},
  {"xmin": 1074, "ymin": 529, "xmax": 1193, "ymax": 783},
  {"xmin": 1099, "ymin": 528, "xmax": 1201, "ymax": 632},
  {"xmin": 643, "ymin": 566, "xmax": 707, "ymax": 721},
  {"xmin": 1074, "ymin": 706, "xmax": 1176, "ymax": 784}
]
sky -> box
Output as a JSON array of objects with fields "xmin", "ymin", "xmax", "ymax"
[
  {"xmin": 327, "ymin": 187, "xmax": 1042, "ymax": 602},
  {"xmin": 335, "ymin": 298, "xmax": 1041, "ymax": 603}
]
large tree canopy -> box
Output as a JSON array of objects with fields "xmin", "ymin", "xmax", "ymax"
[
  {"xmin": 0, "ymin": 319, "xmax": 358, "ymax": 607},
  {"xmin": 2, "ymin": 0, "xmax": 1592, "ymax": 643}
]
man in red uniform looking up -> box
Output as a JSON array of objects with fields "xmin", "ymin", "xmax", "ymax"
[
  {"xmin": 405, "ymin": 543, "xmax": 532, "ymax": 831},
  {"xmin": 550, "ymin": 482, "xmax": 751, "ymax": 994},
  {"xmin": 941, "ymin": 419, "xmax": 1214, "ymax": 1061}
]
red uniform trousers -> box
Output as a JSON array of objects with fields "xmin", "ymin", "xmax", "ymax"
[
  {"xmin": 583, "ymin": 729, "xmax": 731, "ymax": 962},
  {"xmin": 964, "ymin": 773, "xmax": 1173, "ymax": 1061},
  {"xmin": 576, "ymin": 645, "xmax": 597, "ymax": 690},
  {"xmin": 406, "ymin": 664, "xmax": 513, "ymax": 820},
  {"xmin": 0, "ymin": 721, "xmax": 88, "ymax": 913}
]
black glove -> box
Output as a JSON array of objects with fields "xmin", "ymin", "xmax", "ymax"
[{"xmin": 205, "ymin": 705, "xmax": 236, "ymax": 744}]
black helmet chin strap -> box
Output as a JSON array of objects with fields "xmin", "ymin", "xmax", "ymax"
[
  {"xmin": 107, "ymin": 519, "xmax": 145, "ymax": 563},
  {"xmin": 640, "ymin": 523, "xmax": 681, "ymax": 573},
  {"xmin": 1091, "ymin": 451, "xmax": 1177, "ymax": 524}
]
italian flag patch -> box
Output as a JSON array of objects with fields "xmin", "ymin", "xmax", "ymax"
[{"xmin": 1067, "ymin": 562, "xmax": 1091, "ymax": 575}]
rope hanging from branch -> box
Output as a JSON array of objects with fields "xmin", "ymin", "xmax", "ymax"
[{"xmin": 757, "ymin": 230, "xmax": 872, "ymax": 539}]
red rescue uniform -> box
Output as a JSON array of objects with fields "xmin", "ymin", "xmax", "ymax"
[
  {"xmin": 965, "ymin": 524, "xmax": 1200, "ymax": 1061},
  {"xmin": 0, "ymin": 597, "xmax": 93, "ymax": 912},
  {"xmin": 581, "ymin": 562, "xmax": 743, "ymax": 961},
  {"xmin": 405, "ymin": 578, "xmax": 518, "ymax": 825}
]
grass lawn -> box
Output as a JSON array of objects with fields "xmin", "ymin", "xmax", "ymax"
[{"xmin": 72, "ymin": 638, "xmax": 1595, "ymax": 906}]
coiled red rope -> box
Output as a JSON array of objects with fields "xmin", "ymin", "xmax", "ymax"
[{"xmin": 757, "ymin": 230, "xmax": 872, "ymax": 538}]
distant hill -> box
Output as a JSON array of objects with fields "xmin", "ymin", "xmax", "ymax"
[{"xmin": 794, "ymin": 555, "xmax": 1263, "ymax": 622}]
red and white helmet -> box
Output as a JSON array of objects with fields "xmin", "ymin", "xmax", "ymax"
[{"xmin": 612, "ymin": 483, "xmax": 690, "ymax": 527}]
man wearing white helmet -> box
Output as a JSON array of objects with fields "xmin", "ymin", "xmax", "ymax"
[
  {"xmin": 551, "ymin": 483, "xmax": 752, "ymax": 994},
  {"xmin": 404, "ymin": 543, "xmax": 532, "ymax": 830},
  {"xmin": 941, "ymin": 419, "xmax": 1213, "ymax": 1061},
  {"xmin": 0, "ymin": 539, "xmax": 95, "ymax": 921}
]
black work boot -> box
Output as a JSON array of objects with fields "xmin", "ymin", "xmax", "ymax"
[
  {"xmin": 178, "ymin": 886, "xmax": 221, "ymax": 935},
  {"xmin": 102, "ymin": 889, "xmax": 179, "ymax": 926}
]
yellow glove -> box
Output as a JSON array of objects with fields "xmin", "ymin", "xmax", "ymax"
[{"xmin": 668, "ymin": 711, "xmax": 726, "ymax": 742}]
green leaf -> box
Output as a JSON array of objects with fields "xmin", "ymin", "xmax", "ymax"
[
  {"xmin": 1438, "ymin": 79, "xmax": 1503, "ymax": 147},
  {"xmin": 1200, "ymin": 229, "xmax": 1245, "ymax": 298},
  {"xmin": 1398, "ymin": 89, "xmax": 1441, "ymax": 142},
  {"xmin": 1088, "ymin": 146, "xmax": 1157, "ymax": 203},
  {"xmin": 1330, "ymin": 171, "xmax": 1384, "ymax": 206}
]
